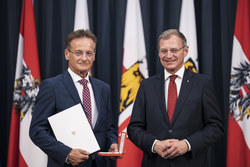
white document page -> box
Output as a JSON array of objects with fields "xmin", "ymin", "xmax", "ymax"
[{"xmin": 48, "ymin": 103, "xmax": 100, "ymax": 153}]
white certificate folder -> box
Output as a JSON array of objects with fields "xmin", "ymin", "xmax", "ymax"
[{"xmin": 48, "ymin": 103, "xmax": 100, "ymax": 154}]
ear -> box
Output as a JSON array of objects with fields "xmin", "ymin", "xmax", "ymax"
[
  {"xmin": 65, "ymin": 49, "xmax": 70, "ymax": 60},
  {"xmin": 184, "ymin": 45, "xmax": 189, "ymax": 57}
]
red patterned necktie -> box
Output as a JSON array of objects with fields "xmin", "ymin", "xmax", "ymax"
[
  {"xmin": 79, "ymin": 79, "xmax": 92, "ymax": 128},
  {"xmin": 167, "ymin": 75, "xmax": 177, "ymax": 123}
]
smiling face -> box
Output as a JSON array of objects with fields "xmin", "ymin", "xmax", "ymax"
[
  {"xmin": 65, "ymin": 37, "xmax": 96, "ymax": 78},
  {"xmin": 158, "ymin": 35, "xmax": 189, "ymax": 74}
]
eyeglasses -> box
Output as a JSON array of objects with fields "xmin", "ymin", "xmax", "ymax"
[
  {"xmin": 159, "ymin": 45, "xmax": 186, "ymax": 55},
  {"xmin": 67, "ymin": 49, "xmax": 95, "ymax": 58}
]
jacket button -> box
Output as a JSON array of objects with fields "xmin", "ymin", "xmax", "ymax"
[{"xmin": 169, "ymin": 129, "xmax": 172, "ymax": 133}]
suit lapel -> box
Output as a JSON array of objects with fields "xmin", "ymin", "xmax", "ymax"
[
  {"xmin": 171, "ymin": 69, "xmax": 194, "ymax": 124},
  {"xmin": 154, "ymin": 73, "xmax": 170, "ymax": 125},
  {"xmin": 89, "ymin": 77, "xmax": 102, "ymax": 130},
  {"xmin": 61, "ymin": 71, "xmax": 82, "ymax": 105},
  {"xmin": 62, "ymin": 72, "xmax": 102, "ymax": 129}
]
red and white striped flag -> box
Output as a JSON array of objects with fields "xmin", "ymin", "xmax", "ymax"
[
  {"xmin": 179, "ymin": 0, "xmax": 198, "ymax": 73},
  {"xmin": 7, "ymin": 0, "xmax": 47, "ymax": 166},
  {"xmin": 117, "ymin": 0, "xmax": 148, "ymax": 166},
  {"xmin": 227, "ymin": 0, "xmax": 250, "ymax": 166}
]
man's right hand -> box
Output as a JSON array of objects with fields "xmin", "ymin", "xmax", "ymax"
[
  {"xmin": 67, "ymin": 149, "xmax": 90, "ymax": 166},
  {"xmin": 153, "ymin": 139, "xmax": 178, "ymax": 157}
]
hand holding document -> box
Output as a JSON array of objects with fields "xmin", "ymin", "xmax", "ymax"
[
  {"xmin": 48, "ymin": 104, "xmax": 100, "ymax": 154},
  {"xmin": 98, "ymin": 132, "xmax": 126, "ymax": 157}
]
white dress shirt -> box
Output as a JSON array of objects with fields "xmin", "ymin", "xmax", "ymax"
[
  {"xmin": 164, "ymin": 66, "xmax": 185, "ymax": 107},
  {"xmin": 68, "ymin": 68, "xmax": 98, "ymax": 128},
  {"xmin": 151, "ymin": 66, "xmax": 191, "ymax": 152}
]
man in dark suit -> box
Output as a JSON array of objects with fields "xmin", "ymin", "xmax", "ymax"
[
  {"xmin": 127, "ymin": 29, "xmax": 224, "ymax": 167},
  {"xmin": 30, "ymin": 29, "xmax": 118, "ymax": 167}
]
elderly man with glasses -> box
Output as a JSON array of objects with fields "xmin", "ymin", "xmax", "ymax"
[
  {"xmin": 128, "ymin": 29, "xmax": 224, "ymax": 167},
  {"xmin": 30, "ymin": 29, "xmax": 119, "ymax": 167}
]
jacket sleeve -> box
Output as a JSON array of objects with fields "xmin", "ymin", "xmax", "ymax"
[
  {"xmin": 29, "ymin": 79, "xmax": 71, "ymax": 163},
  {"xmin": 106, "ymin": 85, "xmax": 118, "ymax": 149},
  {"xmin": 186, "ymin": 78, "xmax": 224, "ymax": 157},
  {"xmin": 127, "ymin": 81, "xmax": 157, "ymax": 157}
]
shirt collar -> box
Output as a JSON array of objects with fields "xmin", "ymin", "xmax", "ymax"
[
  {"xmin": 164, "ymin": 66, "xmax": 185, "ymax": 80},
  {"xmin": 67, "ymin": 68, "xmax": 90, "ymax": 83}
]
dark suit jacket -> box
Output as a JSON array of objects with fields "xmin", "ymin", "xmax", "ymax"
[
  {"xmin": 127, "ymin": 69, "xmax": 224, "ymax": 167},
  {"xmin": 30, "ymin": 71, "xmax": 117, "ymax": 167}
]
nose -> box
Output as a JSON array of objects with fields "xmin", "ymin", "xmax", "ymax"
[
  {"xmin": 79, "ymin": 53, "xmax": 88, "ymax": 60},
  {"xmin": 165, "ymin": 51, "xmax": 174, "ymax": 58}
]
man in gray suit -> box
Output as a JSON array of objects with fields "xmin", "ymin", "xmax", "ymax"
[{"xmin": 128, "ymin": 29, "xmax": 224, "ymax": 167}]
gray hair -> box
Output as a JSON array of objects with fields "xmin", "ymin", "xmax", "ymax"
[{"xmin": 158, "ymin": 29, "xmax": 187, "ymax": 48}]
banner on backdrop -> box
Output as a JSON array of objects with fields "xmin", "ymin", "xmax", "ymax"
[
  {"xmin": 179, "ymin": 0, "xmax": 198, "ymax": 73},
  {"xmin": 227, "ymin": 0, "xmax": 250, "ymax": 166},
  {"xmin": 7, "ymin": 0, "xmax": 47, "ymax": 166},
  {"xmin": 117, "ymin": 0, "xmax": 148, "ymax": 166}
]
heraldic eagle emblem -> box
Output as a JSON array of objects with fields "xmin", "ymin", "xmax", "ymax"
[
  {"xmin": 229, "ymin": 61, "xmax": 250, "ymax": 121},
  {"xmin": 13, "ymin": 65, "xmax": 40, "ymax": 120}
]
